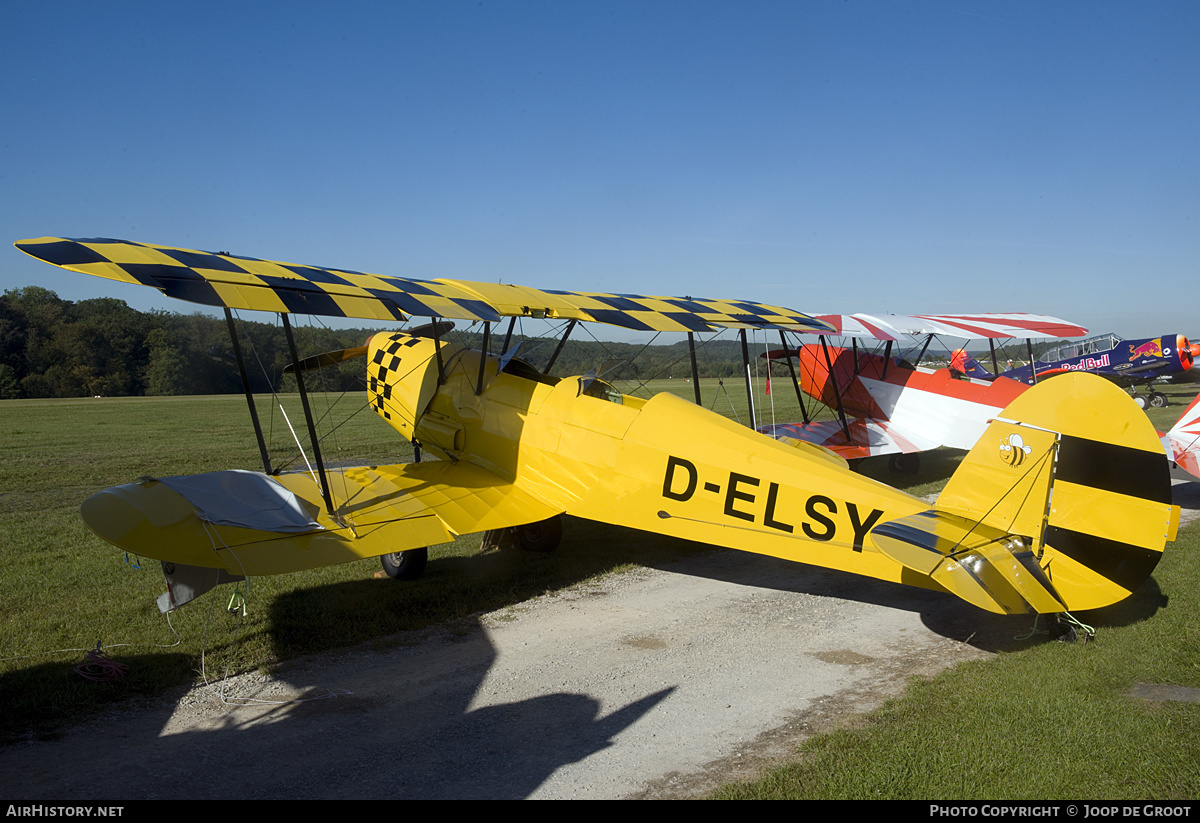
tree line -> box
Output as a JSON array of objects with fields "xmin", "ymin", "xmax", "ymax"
[
  {"xmin": 3, "ymin": 286, "xmax": 1069, "ymax": 400},
  {"xmin": 0, "ymin": 287, "xmax": 794, "ymax": 399}
]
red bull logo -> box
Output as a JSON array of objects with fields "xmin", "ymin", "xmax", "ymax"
[
  {"xmin": 1128, "ymin": 339, "xmax": 1163, "ymax": 359},
  {"xmin": 1064, "ymin": 354, "xmax": 1109, "ymax": 371}
]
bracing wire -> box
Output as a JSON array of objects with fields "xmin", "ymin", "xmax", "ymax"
[
  {"xmin": 621, "ymin": 328, "xmax": 727, "ymax": 401},
  {"xmin": 234, "ymin": 310, "xmax": 387, "ymax": 475},
  {"xmin": 763, "ymin": 329, "xmax": 776, "ymax": 429}
]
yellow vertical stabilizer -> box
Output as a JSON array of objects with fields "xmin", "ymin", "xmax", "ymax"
[{"xmin": 909, "ymin": 373, "xmax": 1178, "ymax": 613}]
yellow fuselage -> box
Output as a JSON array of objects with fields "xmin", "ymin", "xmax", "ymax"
[{"xmin": 367, "ymin": 332, "xmax": 933, "ymax": 588}]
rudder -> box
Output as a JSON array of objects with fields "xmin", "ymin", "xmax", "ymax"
[{"xmin": 873, "ymin": 373, "xmax": 1178, "ymax": 614}]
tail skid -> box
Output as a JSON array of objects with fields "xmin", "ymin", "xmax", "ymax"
[{"xmin": 872, "ymin": 374, "xmax": 1179, "ymax": 614}]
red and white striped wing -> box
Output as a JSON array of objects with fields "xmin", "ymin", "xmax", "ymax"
[
  {"xmin": 901, "ymin": 313, "xmax": 1088, "ymax": 339},
  {"xmin": 802, "ymin": 313, "xmax": 1086, "ymax": 341}
]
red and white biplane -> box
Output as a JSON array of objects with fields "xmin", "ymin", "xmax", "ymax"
[
  {"xmin": 1164, "ymin": 392, "xmax": 1200, "ymax": 482},
  {"xmin": 758, "ymin": 313, "xmax": 1088, "ymax": 473}
]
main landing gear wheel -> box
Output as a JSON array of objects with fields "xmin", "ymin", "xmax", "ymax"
[
  {"xmin": 888, "ymin": 453, "xmax": 920, "ymax": 475},
  {"xmin": 514, "ymin": 515, "xmax": 564, "ymax": 553},
  {"xmin": 380, "ymin": 547, "xmax": 428, "ymax": 580},
  {"xmin": 1131, "ymin": 393, "xmax": 1149, "ymax": 410},
  {"xmin": 1150, "ymin": 391, "xmax": 1169, "ymax": 408}
]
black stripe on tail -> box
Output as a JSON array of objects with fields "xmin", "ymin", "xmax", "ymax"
[
  {"xmin": 1043, "ymin": 525, "xmax": 1163, "ymax": 591},
  {"xmin": 1055, "ymin": 435, "xmax": 1172, "ymax": 505}
]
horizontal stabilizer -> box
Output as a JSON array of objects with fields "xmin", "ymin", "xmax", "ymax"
[{"xmin": 872, "ymin": 510, "xmax": 1064, "ymax": 615}]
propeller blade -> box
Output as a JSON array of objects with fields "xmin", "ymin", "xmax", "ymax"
[
  {"xmin": 408, "ymin": 320, "xmax": 455, "ymax": 339},
  {"xmin": 283, "ymin": 322, "xmax": 454, "ymax": 374},
  {"xmin": 284, "ymin": 345, "xmax": 368, "ymax": 374}
]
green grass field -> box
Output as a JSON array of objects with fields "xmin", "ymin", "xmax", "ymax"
[{"xmin": 1, "ymin": 376, "xmax": 1198, "ymax": 798}]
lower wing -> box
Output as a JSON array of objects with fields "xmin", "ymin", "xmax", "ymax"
[
  {"xmin": 758, "ymin": 417, "xmax": 940, "ymax": 460},
  {"xmin": 81, "ymin": 461, "xmax": 563, "ymax": 577}
]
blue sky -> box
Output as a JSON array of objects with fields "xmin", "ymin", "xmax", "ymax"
[{"xmin": 2, "ymin": 1, "xmax": 1196, "ymax": 341}]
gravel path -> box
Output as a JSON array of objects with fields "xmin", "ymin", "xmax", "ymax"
[{"xmin": 3, "ymin": 479, "xmax": 1195, "ymax": 800}]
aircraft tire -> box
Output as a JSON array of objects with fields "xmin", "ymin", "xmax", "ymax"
[
  {"xmin": 888, "ymin": 453, "xmax": 920, "ymax": 475},
  {"xmin": 380, "ymin": 547, "xmax": 428, "ymax": 580},
  {"xmin": 514, "ymin": 515, "xmax": 563, "ymax": 553},
  {"xmin": 1150, "ymin": 392, "xmax": 1169, "ymax": 408},
  {"xmin": 1132, "ymin": 393, "xmax": 1149, "ymax": 410},
  {"xmin": 1050, "ymin": 618, "xmax": 1078, "ymax": 643}
]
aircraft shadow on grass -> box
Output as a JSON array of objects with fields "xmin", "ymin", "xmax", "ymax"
[{"xmin": 0, "ymin": 616, "xmax": 672, "ymax": 799}]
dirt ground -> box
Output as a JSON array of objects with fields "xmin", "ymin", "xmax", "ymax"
[{"xmin": 3, "ymin": 479, "xmax": 1195, "ymax": 800}]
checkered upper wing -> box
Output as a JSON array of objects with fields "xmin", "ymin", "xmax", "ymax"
[{"xmin": 16, "ymin": 237, "xmax": 833, "ymax": 334}]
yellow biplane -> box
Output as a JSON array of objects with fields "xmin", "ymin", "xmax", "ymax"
[{"xmin": 16, "ymin": 237, "xmax": 1181, "ymax": 619}]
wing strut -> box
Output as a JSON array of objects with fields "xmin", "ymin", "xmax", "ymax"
[
  {"xmin": 739, "ymin": 330, "xmax": 756, "ymax": 429},
  {"xmin": 1026, "ymin": 339, "xmax": 1038, "ymax": 385},
  {"xmin": 476, "ymin": 321, "xmax": 491, "ymax": 395},
  {"xmin": 914, "ymin": 333, "xmax": 935, "ymax": 366},
  {"xmin": 779, "ymin": 330, "xmax": 810, "ymax": 424},
  {"xmin": 431, "ymin": 318, "xmax": 446, "ymax": 385},
  {"xmin": 223, "ymin": 308, "xmax": 272, "ymax": 474},
  {"xmin": 500, "ymin": 316, "xmax": 516, "ymax": 356},
  {"xmin": 819, "ymin": 335, "xmax": 852, "ymax": 441},
  {"xmin": 544, "ymin": 319, "xmax": 577, "ymax": 374},
  {"xmin": 687, "ymin": 332, "xmax": 702, "ymax": 405},
  {"xmin": 281, "ymin": 314, "xmax": 335, "ymax": 516},
  {"xmin": 989, "ymin": 339, "xmax": 1000, "ymax": 376}
]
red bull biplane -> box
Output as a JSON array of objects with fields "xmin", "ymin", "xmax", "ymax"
[{"xmin": 16, "ymin": 238, "xmax": 1181, "ymax": 620}]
